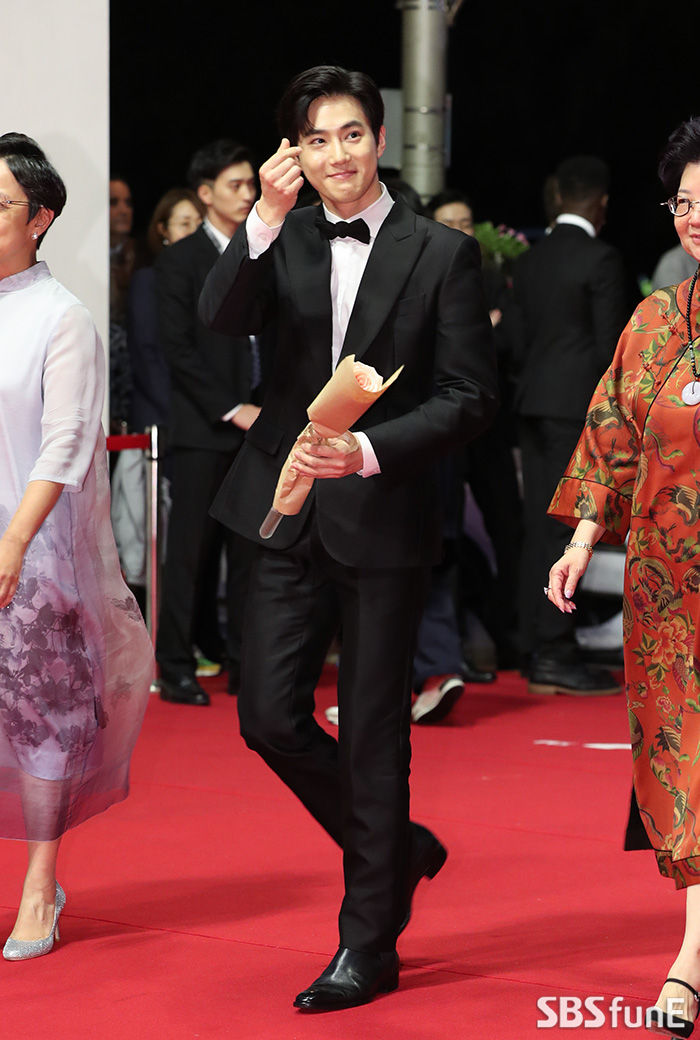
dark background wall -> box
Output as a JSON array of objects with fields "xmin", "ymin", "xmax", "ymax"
[{"xmin": 111, "ymin": 0, "xmax": 697, "ymax": 280}]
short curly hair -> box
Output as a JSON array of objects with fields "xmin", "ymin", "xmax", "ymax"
[{"xmin": 658, "ymin": 116, "xmax": 700, "ymax": 195}]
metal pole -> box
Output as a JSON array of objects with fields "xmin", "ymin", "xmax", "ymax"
[
  {"xmin": 397, "ymin": 0, "xmax": 449, "ymax": 203},
  {"xmin": 146, "ymin": 424, "xmax": 160, "ymax": 651}
]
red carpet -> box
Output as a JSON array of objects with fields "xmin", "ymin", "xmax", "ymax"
[{"xmin": 0, "ymin": 668, "xmax": 681, "ymax": 1038}]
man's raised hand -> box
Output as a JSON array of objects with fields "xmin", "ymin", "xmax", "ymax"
[{"xmin": 257, "ymin": 139, "xmax": 304, "ymax": 227}]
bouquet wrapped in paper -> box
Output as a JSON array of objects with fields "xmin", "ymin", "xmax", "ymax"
[{"xmin": 259, "ymin": 355, "xmax": 402, "ymax": 538}]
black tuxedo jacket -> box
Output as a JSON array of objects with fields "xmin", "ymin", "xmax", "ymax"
[
  {"xmin": 510, "ymin": 223, "xmax": 629, "ymax": 421},
  {"xmin": 199, "ymin": 199, "xmax": 498, "ymax": 569},
  {"xmin": 155, "ymin": 224, "xmax": 260, "ymax": 453}
]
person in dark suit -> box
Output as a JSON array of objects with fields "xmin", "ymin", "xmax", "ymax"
[
  {"xmin": 155, "ymin": 140, "xmax": 262, "ymax": 706},
  {"xmin": 199, "ymin": 66, "xmax": 498, "ymax": 1010},
  {"xmin": 510, "ymin": 155, "xmax": 629, "ymax": 695},
  {"xmin": 127, "ymin": 187, "xmax": 205, "ymax": 435}
]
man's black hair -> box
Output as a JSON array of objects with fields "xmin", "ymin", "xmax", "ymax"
[
  {"xmin": 277, "ymin": 65, "xmax": 384, "ymax": 145},
  {"xmin": 187, "ymin": 140, "xmax": 254, "ymax": 190},
  {"xmin": 427, "ymin": 188, "xmax": 473, "ymax": 217},
  {"xmin": 555, "ymin": 155, "xmax": 610, "ymax": 205}
]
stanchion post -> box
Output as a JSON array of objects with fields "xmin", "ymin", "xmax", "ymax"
[{"xmin": 146, "ymin": 425, "xmax": 160, "ymax": 648}]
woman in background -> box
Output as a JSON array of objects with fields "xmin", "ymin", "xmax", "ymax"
[
  {"xmin": 546, "ymin": 116, "xmax": 700, "ymax": 1037},
  {"xmin": 0, "ymin": 133, "xmax": 153, "ymax": 960}
]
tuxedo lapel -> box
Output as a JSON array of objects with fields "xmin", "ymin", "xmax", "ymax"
[
  {"xmin": 285, "ymin": 211, "xmax": 334, "ymax": 375},
  {"xmin": 340, "ymin": 201, "xmax": 426, "ymax": 363}
]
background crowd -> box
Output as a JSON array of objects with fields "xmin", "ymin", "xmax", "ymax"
[{"xmin": 106, "ymin": 139, "xmax": 696, "ymax": 719}]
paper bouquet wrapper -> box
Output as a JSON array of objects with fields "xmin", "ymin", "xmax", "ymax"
[{"xmin": 259, "ymin": 355, "xmax": 402, "ymax": 539}]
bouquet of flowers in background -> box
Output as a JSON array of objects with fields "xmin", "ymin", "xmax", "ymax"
[{"xmin": 472, "ymin": 221, "xmax": 530, "ymax": 268}]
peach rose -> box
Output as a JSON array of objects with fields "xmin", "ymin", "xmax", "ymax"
[{"xmin": 353, "ymin": 362, "xmax": 383, "ymax": 393}]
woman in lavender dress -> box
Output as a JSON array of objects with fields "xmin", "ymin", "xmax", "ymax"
[{"xmin": 0, "ymin": 134, "xmax": 153, "ymax": 960}]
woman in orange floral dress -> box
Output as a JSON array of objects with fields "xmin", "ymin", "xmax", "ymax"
[{"xmin": 547, "ymin": 117, "xmax": 700, "ymax": 1037}]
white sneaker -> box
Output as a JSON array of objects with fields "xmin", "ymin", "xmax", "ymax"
[
  {"xmin": 324, "ymin": 705, "xmax": 339, "ymax": 726},
  {"xmin": 411, "ymin": 674, "xmax": 465, "ymax": 724}
]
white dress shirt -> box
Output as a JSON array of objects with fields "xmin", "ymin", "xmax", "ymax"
[
  {"xmin": 246, "ymin": 184, "xmax": 395, "ymax": 476},
  {"xmin": 203, "ymin": 217, "xmax": 231, "ymax": 254},
  {"xmin": 555, "ymin": 213, "xmax": 597, "ymax": 238}
]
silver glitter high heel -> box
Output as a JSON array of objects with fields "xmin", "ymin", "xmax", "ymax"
[{"xmin": 3, "ymin": 882, "xmax": 66, "ymax": 961}]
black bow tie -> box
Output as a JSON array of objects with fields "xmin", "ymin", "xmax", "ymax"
[{"xmin": 316, "ymin": 215, "xmax": 371, "ymax": 245}]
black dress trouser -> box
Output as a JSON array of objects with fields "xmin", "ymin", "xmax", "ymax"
[
  {"xmin": 517, "ymin": 415, "xmax": 585, "ymax": 656},
  {"xmin": 156, "ymin": 447, "xmax": 252, "ymax": 679},
  {"xmin": 238, "ymin": 512, "xmax": 429, "ymax": 954}
]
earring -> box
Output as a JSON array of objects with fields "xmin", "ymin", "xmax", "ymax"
[{"xmin": 31, "ymin": 232, "xmax": 38, "ymax": 240}]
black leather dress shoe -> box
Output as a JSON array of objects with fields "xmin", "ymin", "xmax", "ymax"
[
  {"xmin": 158, "ymin": 675, "xmax": 210, "ymax": 706},
  {"xmin": 294, "ymin": 947, "xmax": 399, "ymax": 1011},
  {"xmin": 528, "ymin": 650, "xmax": 620, "ymax": 697},
  {"xmin": 398, "ymin": 822, "xmax": 448, "ymax": 935},
  {"xmin": 461, "ymin": 658, "xmax": 496, "ymax": 683}
]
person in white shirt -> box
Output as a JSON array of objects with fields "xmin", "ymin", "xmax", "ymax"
[{"xmin": 200, "ymin": 65, "xmax": 498, "ymax": 1011}]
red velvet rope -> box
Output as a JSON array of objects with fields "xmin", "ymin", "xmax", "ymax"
[{"xmin": 106, "ymin": 434, "xmax": 150, "ymax": 453}]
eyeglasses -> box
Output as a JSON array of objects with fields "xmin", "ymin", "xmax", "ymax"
[
  {"xmin": 660, "ymin": 195, "xmax": 700, "ymax": 218},
  {"xmin": 0, "ymin": 194, "xmax": 30, "ymax": 212}
]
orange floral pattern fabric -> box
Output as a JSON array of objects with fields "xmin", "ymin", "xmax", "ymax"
[{"xmin": 549, "ymin": 275, "xmax": 700, "ymax": 887}]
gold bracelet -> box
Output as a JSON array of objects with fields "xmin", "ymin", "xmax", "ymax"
[{"xmin": 565, "ymin": 541, "xmax": 594, "ymax": 556}]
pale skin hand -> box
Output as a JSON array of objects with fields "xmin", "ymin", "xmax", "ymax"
[
  {"xmin": 291, "ymin": 434, "xmax": 363, "ymax": 479},
  {"xmin": 256, "ymin": 138, "xmax": 305, "ymax": 228},
  {"xmin": 0, "ymin": 480, "xmax": 64, "ymax": 608},
  {"xmin": 230, "ymin": 404, "xmax": 261, "ymax": 431},
  {"xmin": 546, "ymin": 518, "xmax": 606, "ymax": 614}
]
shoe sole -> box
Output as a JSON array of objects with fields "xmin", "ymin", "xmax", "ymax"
[
  {"xmin": 412, "ymin": 683, "xmax": 464, "ymax": 724},
  {"xmin": 527, "ymin": 681, "xmax": 621, "ymax": 697},
  {"xmin": 294, "ymin": 974, "xmax": 399, "ymax": 1011}
]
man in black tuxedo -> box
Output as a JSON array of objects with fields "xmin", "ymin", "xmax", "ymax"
[
  {"xmin": 200, "ymin": 66, "xmax": 497, "ymax": 1009},
  {"xmin": 510, "ymin": 155, "xmax": 629, "ymax": 695},
  {"xmin": 155, "ymin": 140, "xmax": 262, "ymax": 706}
]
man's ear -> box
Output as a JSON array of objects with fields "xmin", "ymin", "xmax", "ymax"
[
  {"xmin": 197, "ymin": 182, "xmax": 212, "ymax": 208},
  {"xmin": 376, "ymin": 125, "xmax": 387, "ymax": 161}
]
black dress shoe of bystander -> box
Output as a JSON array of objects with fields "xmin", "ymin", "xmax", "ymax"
[
  {"xmin": 461, "ymin": 659, "xmax": 496, "ymax": 683},
  {"xmin": 528, "ymin": 649, "xmax": 621, "ymax": 697},
  {"xmin": 294, "ymin": 947, "xmax": 399, "ymax": 1011},
  {"xmin": 158, "ymin": 675, "xmax": 210, "ymax": 706}
]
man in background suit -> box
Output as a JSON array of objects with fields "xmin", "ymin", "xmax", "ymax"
[
  {"xmin": 511, "ymin": 155, "xmax": 629, "ymax": 695},
  {"xmin": 200, "ymin": 66, "xmax": 498, "ymax": 1009},
  {"xmin": 155, "ymin": 140, "xmax": 261, "ymax": 705}
]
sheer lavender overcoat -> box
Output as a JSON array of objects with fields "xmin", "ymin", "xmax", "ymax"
[{"xmin": 0, "ymin": 262, "xmax": 153, "ymax": 840}]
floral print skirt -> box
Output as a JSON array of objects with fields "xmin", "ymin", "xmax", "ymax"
[{"xmin": 0, "ymin": 452, "xmax": 153, "ymax": 841}]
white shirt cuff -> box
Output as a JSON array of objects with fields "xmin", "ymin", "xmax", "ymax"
[
  {"xmin": 246, "ymin": 202, "xmax": 284, "ymax": 259},
  {"xmin": 222, "ymin": 404, "xmax": 242, "ymax": 422},
  {"xmin": 354, "ymin": 431, "xmax": 380, "ymax": 477}
]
